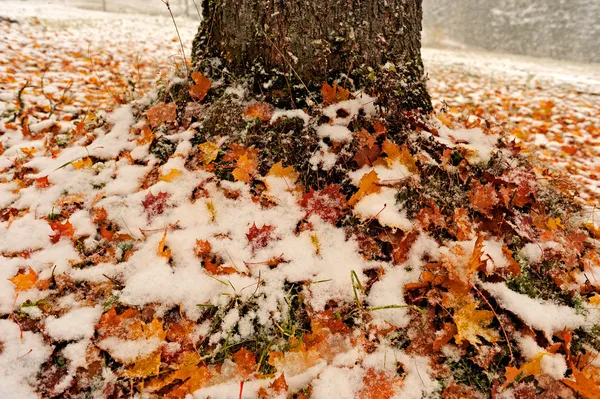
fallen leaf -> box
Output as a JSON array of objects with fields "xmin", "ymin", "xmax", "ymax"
[
  {"xmin": 72, "ymin": 157, "xmax": 92, "ymax": 169},
  {"xmin": 322, "ymin": 82, "xmax": 350, "ymax": 104},
  {"xmin": 453, "ymin": 300, "xmax": 500, "ymax": 346},
  {"xmin": 469, "ymin": 181, "xmax": 499, "ymax": 216},
  {"xmin": 267, "ymin": 161, "xmax": 299, "ymax": 182},
  {"xmin": 244, "ymin": 102, "xmax": 272, "ymax": 122},
  {"xmin": 159, "ymin": 168, "xmax": 181, "ymax": 182},
  {"xmin": 247, "ymin": 223, "xmax": 275, "ymax": 252},
  {"xmin": 142, "ymin": 191, "xmax": 171, "ymax": 219},
  {"xmin": 348, "ymin": 170, "xmax": 381, "ymax": 206},
  {"xmin": 124, "ymin": 350, "xmax": 161, "ymax": 378},
  {"xmin": 503, "ymin": 352, "xmax": 545, "ymax": 389},
  {"xmin": 147, "ymin": 102, "xmax": 177, "ymax": 128},
  {"xmin": 546, "ymin": 217, "xmax": 564, "ymax": 231},
  {"xmin": 158, "ymin": 229, "xmax": 171, "ymax": 259},
  {"xmin": 233, "ymin": 347, "xmax": 256, "ymax": 377},
  {"xmin": 48, "ymin": 220, "xmax": 75, "ymax": 243},
  {"xmin": 194, "ymin": 240, "xmax": 212, "ymax": 258},
  {"xmin": 198, "ymin": 142, "xmax": 220, "ymax": 165},
  {"xmin": 562, "ymin": 366, "xmax": 600, "ymax": 399},
  {"xmin": 9, "ymin": 267, "xmax": 38, "ymax": 291},
  {"xmin": 233, "ymin": 153, "xmax": 258, "ymax": 183},
  {"xmin": 299, "ymin": 185, "xmax": 348, "ymax": 224},
  {"xmin": 35, "ymin": 176, "xmax": 51, "ymax": 188},
  {"xmin": 190, "ymin": 72, "xmax": 211, "ymax": 101}
]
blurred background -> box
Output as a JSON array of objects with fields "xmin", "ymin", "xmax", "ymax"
[{"xmin": 20, "ymin": 0, "xmax": 600, "ymax": 65}]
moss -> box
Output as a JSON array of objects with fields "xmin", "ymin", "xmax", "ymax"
[{"xmin": 149, "ymin": 136, "xmax": 176, "ymax": 163}]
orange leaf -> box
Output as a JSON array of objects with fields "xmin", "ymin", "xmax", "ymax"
[
  {"xmin": 468, "ymin": 236, "xmax": 485, "ymax": 274},
  {"xmin": 322, "ymin": 82, "xmax": 350, "ymax": 104},
  {"xmin": 244, "ymin": 102, "xmax": 272, "ymax": 122},
  {"xmin": 194, "ymin": 240, "xmax": 212, "ymax": 258},
  {"xmin": 124, "ymin": 350, "xmax": 161, "ymax": 378},
  {"xmin": 147, "ymin": 103, "xmax": 177, "ymax": 128},
  {"xmin": 382, "ymin": 140, "xmax": 417, "ymax": 172},
  {"xmin": 138, "ymin": 125, "xmax": 154, "ymax": 145},
  {"xmin": 72, "ymin": 157, "xmax": 92, "ymax": 169},
  {"xmin": 503, "ymin": 352, "xmax": 545, "ymax": 389},
  {"xmin": 158, "ymin": 229, "xmax": 171, "ymax": 259},
  {"xmin": 232, "ymin": 153, "xmax": 258, "ymax": 183},
  {"xmin": 348, "ymin": 170, "xmax": 380, "ymax": 206},
  {"xmin": 358, "ymin": 368, "xmax": 401, "ymax": 399},
  {"xmin": 9, "ymin": 267, "xmax": 38, "ymax": 291},
  {"xmin": 190, "ymin": 72, "xmax": 211, "ymax": 101},
  {"xmin": 48, "ymin": 220, "xmax": 75, "ymax": 243},
  {"xmin": 233, "ymin": 347, "xmax": 257, "ymax": 377},
  {"xmin": 35, "ymin": 176, "xmax": 51, "ymax": 188},
  {"xmin": 469, "ymin": 182, "xmax": 499, "ymax": 216},
  {"xmin": 562, "ymin": 367, "xmax": 600, "ymax": 399}
]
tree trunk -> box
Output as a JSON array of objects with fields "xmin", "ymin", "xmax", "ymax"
[{"xmin": 191, "ymin": 0, "xmax": 431, "ymax": 112}]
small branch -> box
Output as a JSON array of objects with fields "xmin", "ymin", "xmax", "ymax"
[{"xmin": 162, "ymin": 0, "xmax": 190, "ymax": 77}]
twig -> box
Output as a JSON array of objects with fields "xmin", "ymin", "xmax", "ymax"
[{"xmin": 161, "ymin": 0, "xmax": 190, "ymax": 77}]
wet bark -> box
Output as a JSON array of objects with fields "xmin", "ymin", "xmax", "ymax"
[{"xmin": 192, "ymin": 0, "xmax": 431, "ymax": 113}]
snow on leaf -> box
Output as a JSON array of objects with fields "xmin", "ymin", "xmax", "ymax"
[
  {"xmin": 233, "ymin": 153, "xmax": 258, "ymax": 183},
  {"xmin": 48, "ymin": 220, "xmax": 75, "ymax": 243},
  {"xmin": 246, "ymin": 223, "xmax": 275, "ymax": 252},
  {"xmin": 322, "ymin": 82, "xmax": 350, "ymax": 104},
  {"xmin": 194, "ymin": 239, "xmax": 212, "ymax": 258},
  {"xmin": 142, "ymin": 191, "xmax": 171, "ymax": 219},
  {"xmin": 9, "ymin": 267, "xmax": 38, "ymax": 291},
  {"xmin": 299, "ymin": 184, "xmax": 348, "ymax": 224},
  {"xmin": 158, "ymin": 229, "xmax": 171, "ymax": 259},
  {"xmin": 503, "ymin": 352, "xmax": 545, "ymax": 389},
  {"xmin": 159, "ymin": 168, "xmax": 181, "ymax": 182},
  {"xmin": 244, "ymin": 102, "xmax": 272, "ymax": 122},
  {"xmin": 146, "ymin": 102, "xmax": 177, "ymax": 128},
  {"xmin": 198, "ymin": 142, "xmax": 220, "ymax": 165},
  {"xmin": 348, "ymin": 170, "xmax": 380, "ymax": 206},
  {"xmin": 190, "ymin": 72, "xmax": 211, "ymax": 102},
  {"xmin": 382, "ymin": 140, "xmax": 417, "ymax": 172},
  {"xmin": 358, "ymin": 369, "xmax": 401, "ymax": 399}
]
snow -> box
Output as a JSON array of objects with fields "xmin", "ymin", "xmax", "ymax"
[
  {"xmin": 353, "ymin": 188, "xmax": 413, "ymax": 230},
  {"xmin": 482, "ymin": 282, "xmax": 587, "ymax": 338},
  {"xmin": 45, "ymin": 306, "xmax": 103, "ymax": 341},
  {"xmin": 271, "ymin": 109, "xmax": 310, "ymax": 126},
  {"xmin": 0, "ymin": 320, "xmax": 52, "ymax": 399},
  {"xmin": 316, "ymin": 124, "xmax": 353, "ymax": 142},
  {"xmin": 311, "ymin": 366, "xmax": 365, "ymax": 399},
  {"xmin": 97, "ymin": 337, "xmax": 163, "ymax": 363}
]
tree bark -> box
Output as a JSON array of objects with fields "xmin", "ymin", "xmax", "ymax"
[{"xmin": 192, "ymin": 0, "xmax": 431, "ymax": 112}]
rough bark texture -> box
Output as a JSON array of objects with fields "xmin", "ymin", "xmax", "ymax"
[{"xmin": 192, "ymin": 0, "xmax": 431, "ymax": 112}]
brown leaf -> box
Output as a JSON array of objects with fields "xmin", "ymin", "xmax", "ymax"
[
  {"xmin": 147, "ymin": 103, "xmax": 177, "ymax": 128},
  {"xmin": 322, "ymin": 82, "xmax": 350, "ymax": 104},
  {"xmin": 469, "ymin": 181, "xmax": 499, "ymax": 216},
  {"xmin": 244, "ymin": 102, "xmax": 272, "ymax": 122}
]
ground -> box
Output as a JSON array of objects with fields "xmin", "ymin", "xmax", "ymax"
[{"xmin": 1, "ymin": 3, "xmax": 600, "ymax": 399}]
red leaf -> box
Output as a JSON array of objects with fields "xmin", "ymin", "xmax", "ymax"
[
  {"xmin": 469, "ymin": 181, "xmax": 499, "ymax": 216},
  {"xmin": 142, "ymin": 191, "xmax": 171, "ymax": 219},
  {"xmin": 246, "ymin": 223, "xmax": 274, "ymax": 252},
  {"xmin": 299, "ymin": 185, "xmax": 348, "ymax": 224}
]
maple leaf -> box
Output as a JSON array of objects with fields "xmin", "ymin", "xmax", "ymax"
[
  {"xmin": 72, "ymin": 157, "xmax": 92, "ymax": 169},
  {"xmin": 194, "ymin": 239, "xmax": 212, "ymax": 258},
  {"xmin": 503, "ymin": 352, "xmax": 545, "ymax": 389},
  {"xmin": 348, "ymin": 170, "xmax": 381, "ymax": 206},
  {"xmin": 244, "ymin": 102, "xmax": 272, "ymax": 122},
  {"xmin": 146, "ymin": 102, "xmax": 177, "ymax": 128},
  {"xmin": 137, "ymin": 125, "xmax": 154, "ymax": 145},
  {"xmin": 159, "ymin": 168, "xmax": 181, "ymax": 182},
  {"xmin": 358, "ymin": 369, "xmax": 401, "ymax": 399},
  {"xmin": 469, "ymin": 181, "xmax": 499, "ymax": 216},
  {"xmin": 322, "ymin": 82, "xmax": 350, "ymax": 104},
  {"xmin": 268, "ymin": 161, "xmax": 299, "ymax": 182},
  {"xmin": 299, "ymin": 185, "xmax": 348, "ymax": 224},
  {"xmin": 232, "ymin": 153, "xmax": 259, "ymax": 183},
  {"xmin": 48, "ymin": 220, "xmax": 75, "ymax": 243},
  {"xmin": 354, "ymin": 144, "xmax": 382, "ymax": 168},
  {"xmin": 35, "ymin": 176, "xmax": 51, "ymax": 188},
  {"xmin": 247, "ymin": 223, "xmax": 275, "ymax": 252},
  {"xmin": 546, "ymin": 217, "xmax": 564, "ymax": 230},
  {"xmin": 124, "ymin": 350, "xmax": 161, "ymax": 378},
  {"xmin": 382, "ymin": 140, "xmax": 418, "ymax": 173},
  {"xmin": 142, "ymin": 191, "xmax": 171, "ymax": 219},
  {"xmin": 9, "ymin": 267, "xmax": 38, "ymax": 291},
  {"xmin": 158, "ymin": 229, "xmax": 171, "ymax": 259},
  {"xmin": 233, "ymin": 347, "xmax": 257, "ymax": 378},
  {"xmin": 93, "ymin": 207, "xmax": 108, "ymax": 223},
  {"xmin": 468, "ymin": 236, "xmax": 485, "ymax": 274},
  {"xmin": 258, "ymin": 374, "xmax": 289, "ymax": 398},
  {"xmin": 198, "ymin": 142, "xmax": 220, "ymax": 165},
  {"xmin": 453, "ymin": 301, "xmax": 500, "ymax": 346},
  {"xmin": 562, "ymin": 366, "xmax": 600, "ymax": 399},
  {"xmin": 452, "ymin": 208, "xmax": 474, "ymax": 240},
  {"xmin": 147, "ymin": 352, "xmax": 211, "ymax": 397},
  {"xmin": 390, "ymin": 230, "xmax": 419, "ymax": 265},
  {"xmin": 190, "ymin": 72, "xmax": 211, "ymax": 101}
]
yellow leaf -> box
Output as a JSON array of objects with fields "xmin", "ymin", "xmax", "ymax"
[
  {"xmin": 206, "ymin": 200, "xmax": 216, "ymax": 222},
  {"xmin": 157, "ymin": 230, "xmax": 171, "ymax": 259},
  {"xmin": 453, "ymin": 301, "xmax": 500, "ymax": 346},
  {"xmin": 503, "ymin": 352, "xmax": 545, "ymax": 388},
  {"xmin": 311, "ymin": 233, "xmax": 321, "ymax": 256},
  {"xmin": 9, "ymin": 267, "xmax": 38, "ymax": 291},
  {"xmin": 198, "ymin": 142, "xmax": 220, "ymax": 165},
  {"xmin": 590, "ymin": 293, "xmax": 600, "ymax": 307},
  {"xmin": 584, "ymin": 223, "xmax": 600, "ymax": 239},
  {"xmin": 159, "ymin": 168, "xmax": 181, "ymax": 182},
  {"xmin": 268, "ymin": 161, "xmax": 299, "ymax": 182},
  {"xmin": 232, "ymin": 153, "xmax": 258, "ymax": 183},
  {"xmin": 20, "ymin": 147, "xmax": 37, "ymax": 157},
  {"xmin": 348, "ymin": 170, "xmax": 380, "ymax": 206},
  {"xmin": 124, "ymin": 350, "xmax": 161, "ymax": 378},
  {"xmin": 546, "ymin": 217, "xmax": 564, "ymax": 230},
  {"xmin": 383, "ymin": 140, "xmax": 417, "ymax": 172},
  {"xmin": 72, "ymin": 157, "xmax": 92, "ymax": 169}
]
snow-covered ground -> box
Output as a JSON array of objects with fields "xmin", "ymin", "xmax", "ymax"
[{"xmin": 2, "ymin": 3, "xmax": 600, "ymax": 399}]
